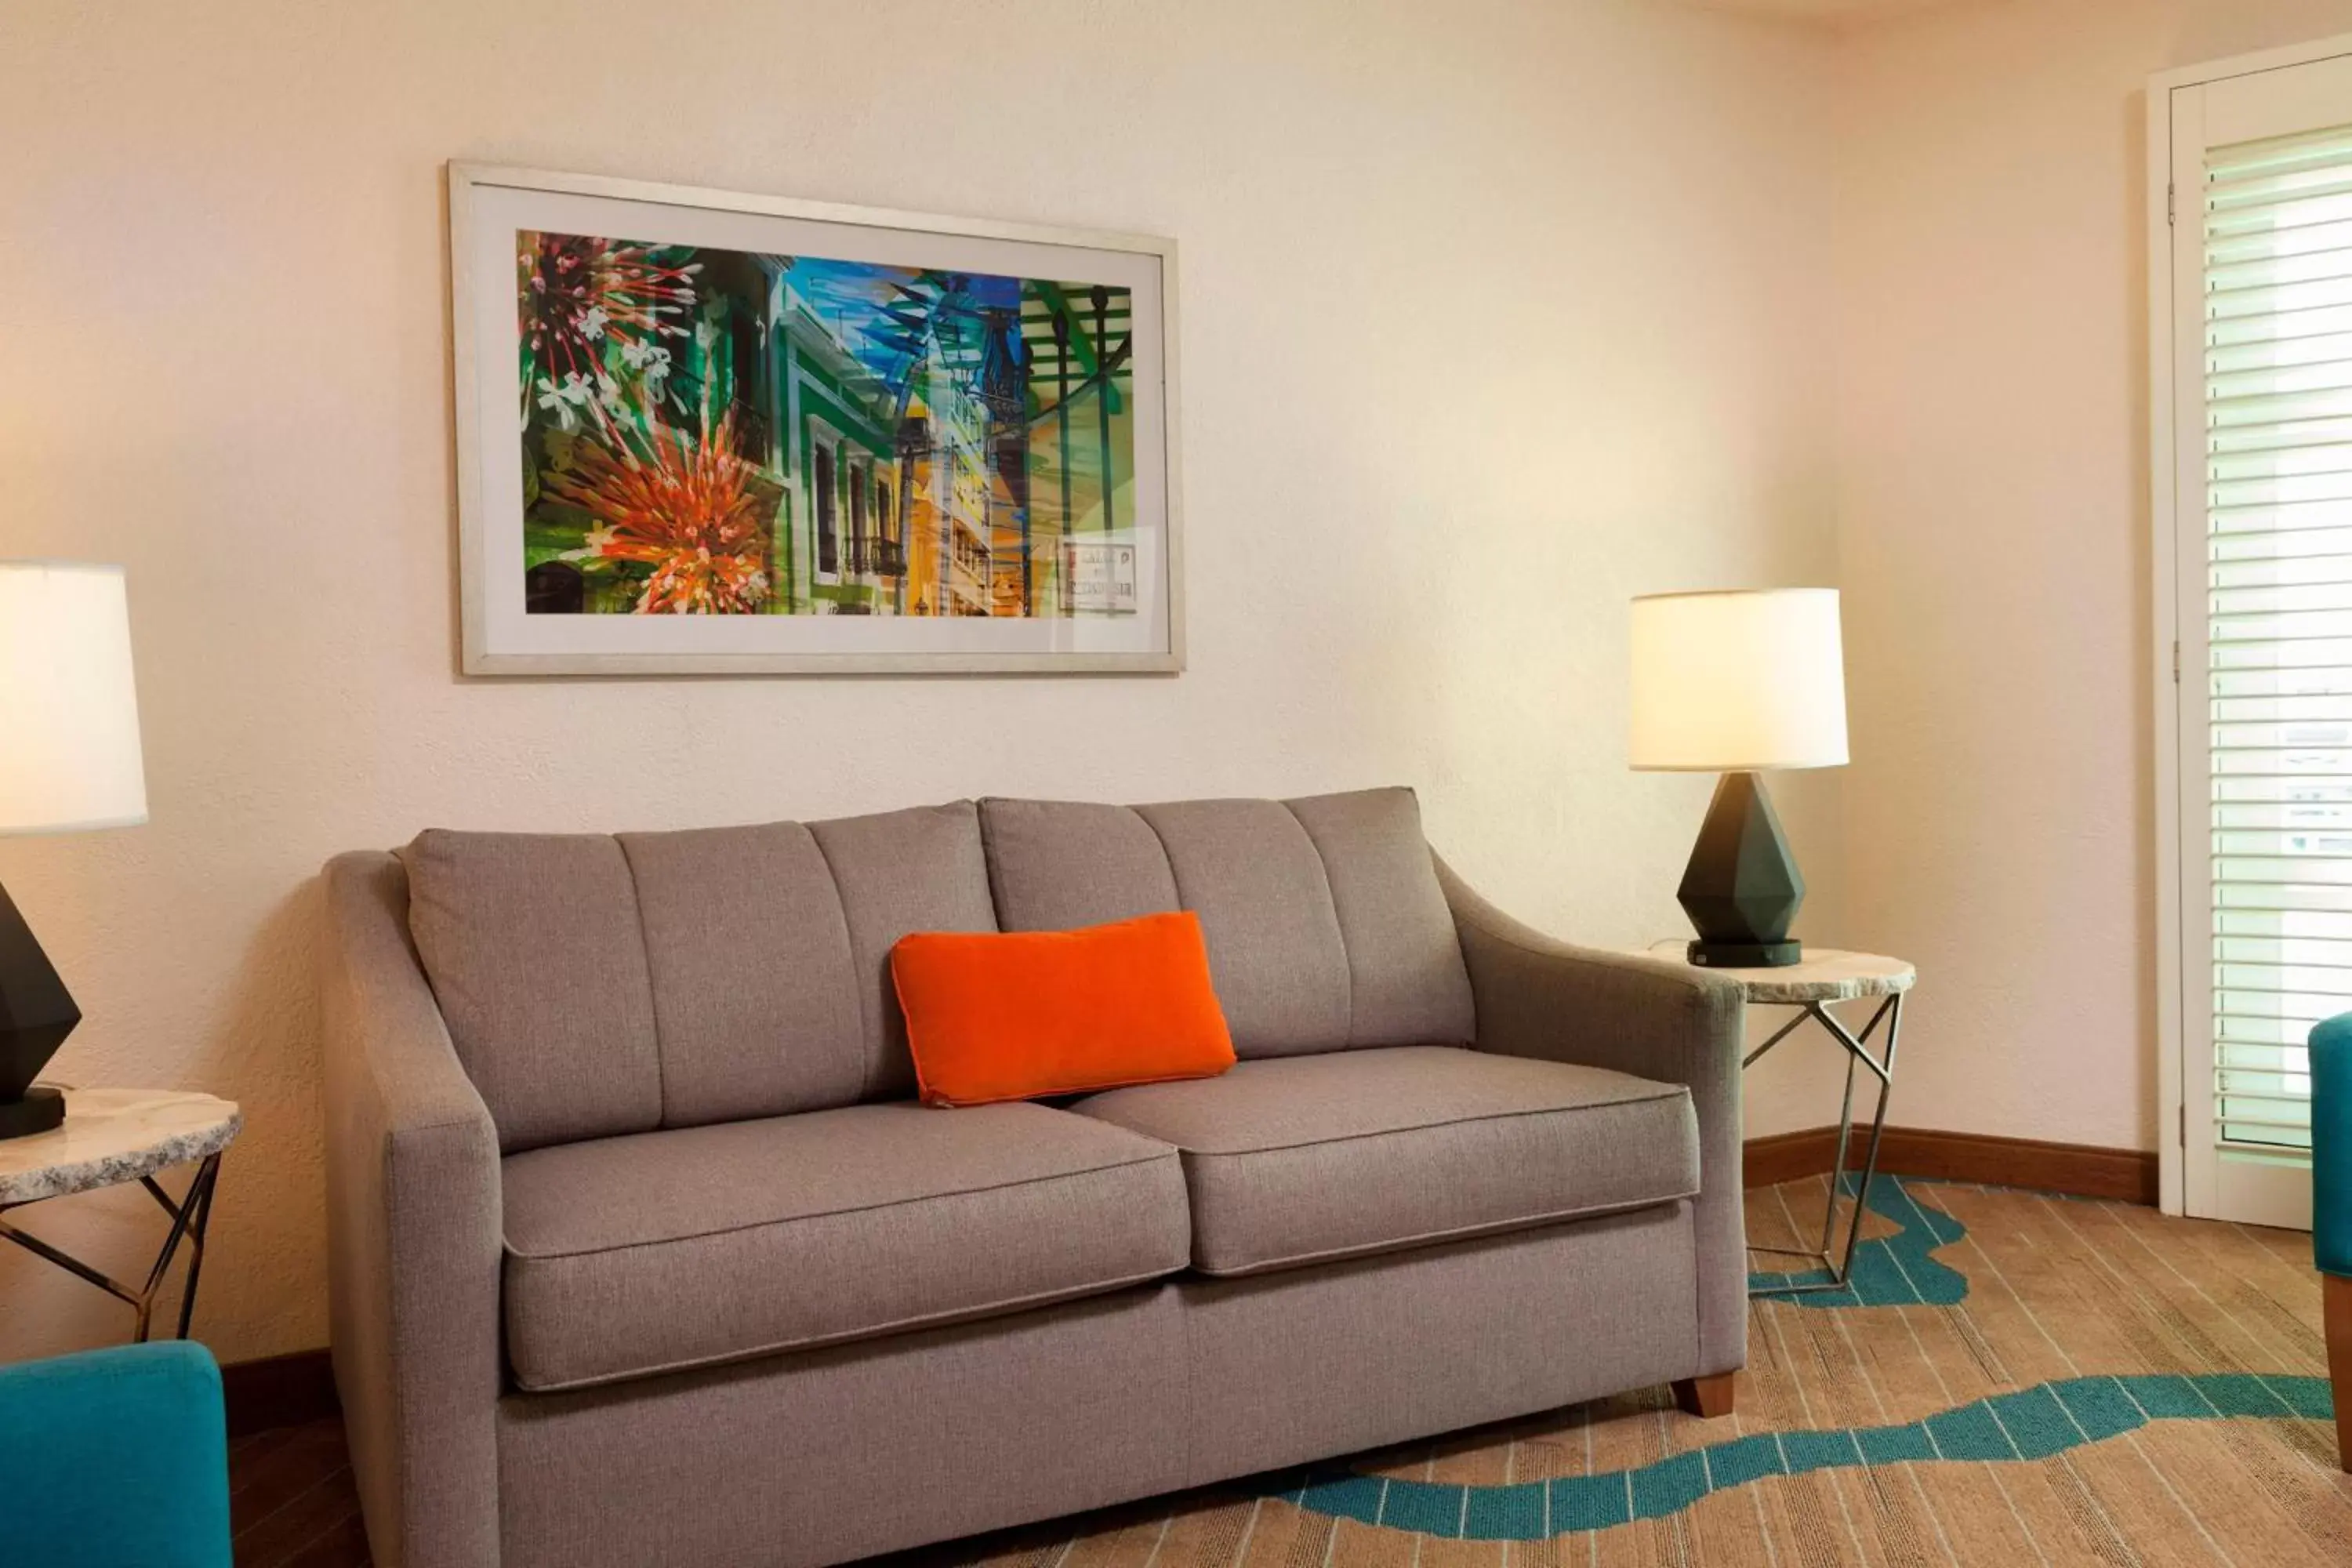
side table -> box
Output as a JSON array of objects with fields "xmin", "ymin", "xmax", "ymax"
[
  {"xmin": 0, "ymin": 1088, "xmax": 242, "ymax": 1341},
  {"xmin": 1642, "ymin": 944, "xmax": 1915, "ymax": 1297}
]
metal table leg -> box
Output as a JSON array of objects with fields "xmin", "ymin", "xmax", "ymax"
[
  {"xmin": 0, "ymin": 1151, "xmax": 223, "ymax": 1341},
  {"xmin": 1746, "ymin": 992, "xmax": 1904, "ymax": 1295}
]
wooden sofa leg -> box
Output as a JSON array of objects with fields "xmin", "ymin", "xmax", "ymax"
[
  {"xmin": 2327, "ymin": 1273, "xmax": 2352, "ymax": 1474},
  {"xmin": 1671, "ymin": 1374, "xmax": 1736, "ymax": 1419}
]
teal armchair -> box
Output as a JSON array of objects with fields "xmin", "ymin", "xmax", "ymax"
[
  {"xmin": 2314, "ymin": 1014, "xmax": 2352, "ymax": 1472},
  {"xmin": 0, "ymin": 1341, "xmax": 230, "ymax": 1567}
]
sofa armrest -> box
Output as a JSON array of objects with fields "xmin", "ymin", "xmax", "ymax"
[
  {"xmin": 320, "ymin": 851, "xmax": 502, "ymax": 1568},
  {"xmin": 1438, "ymin": 856, "xmax": 1748, "ymax": 1377}
]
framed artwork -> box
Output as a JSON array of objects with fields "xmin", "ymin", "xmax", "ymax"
[{"xmin": 448, "ymin": 163, "xmax": 1182, "ymax": 674}]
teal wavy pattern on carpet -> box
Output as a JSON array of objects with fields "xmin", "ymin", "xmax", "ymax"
[
  {"xmin": 1747, "ymin": 1174, "xmax": 1970, "ymax": 1306},
  {"xmin": 1276, "ymin": 1373, "xmax": 2336, "ymax": 1541}
]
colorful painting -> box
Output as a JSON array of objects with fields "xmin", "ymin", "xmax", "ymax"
[{"xmin": 451, "ymin": 165, "xmax": 1178, "ymax": 673}]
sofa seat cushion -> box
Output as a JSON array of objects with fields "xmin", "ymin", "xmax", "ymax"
[
  {"xmin": 499, "ymin": 1102, "xmax": 1189, "ymax": 1392},
  {"xmin": 1071, "ymin": 1046, "xmax": 1697, "ymax": 1277}
]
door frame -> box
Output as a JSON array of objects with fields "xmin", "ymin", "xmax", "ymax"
[{"xmin": 2150, "ymin": 30, "xmax": 2352, "ymax": 1222}]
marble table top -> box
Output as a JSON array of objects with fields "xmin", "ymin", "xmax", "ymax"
[
  {"xmin": 1638, "ymin": 942, "xmax": 1915, "ymax": 1003},
  {"xmin": 0, "ymin": 1088, "xmax": 242, "ymax": 1205}
]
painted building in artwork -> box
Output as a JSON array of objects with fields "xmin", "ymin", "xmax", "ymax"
[
  {"xmin": 899, "ymin": 345, "xmax": 1002, "ymax": 619},
  {"xmin": 755, "ymin": 259, "xmax": 1136, "ymax": 619},
  {"xmin": 762, "ymin": 264, "xmax": 905, "ymax": 615}
]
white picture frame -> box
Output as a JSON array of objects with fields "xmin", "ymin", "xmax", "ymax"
[{"xmin": 448, "ymin": 162, "xmax": 1184, "ymax": 675}]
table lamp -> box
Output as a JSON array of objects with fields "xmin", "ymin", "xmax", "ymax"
[
  {"xmin": 1629, "ymin": 587, "xmax": 1846, "ymax": 968},
  {"xmin": 0, "ymin": 562, "xmax": 147, "ymax": 1138}
]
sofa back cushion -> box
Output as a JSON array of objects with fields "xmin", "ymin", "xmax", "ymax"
[
  {"xmin": 401, "ymin": 830, "xmax": 664, "ymax": 1153},
  {"xmin": 614, "ymin": 823, "xmax": 866, "ymax": 1127},
  {"xmin": 402, "ymin": 802, "xmax": 995, "ymax": 1152},
  {"xmin": 400, "ymin": 787, "xmax": 1469, "ymax": 1149},
  {"xmin": 980, "ymin": 787, "xmax": 1473, "ymax": 1058}
]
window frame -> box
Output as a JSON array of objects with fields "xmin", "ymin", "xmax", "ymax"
[
  {"xmin": 2151, "ymin": 29, "xmax": 2352, "ymax": 1222},
  {"xmin": 810, "ymin": 426, "xmax": 840, "ymax": 583}
]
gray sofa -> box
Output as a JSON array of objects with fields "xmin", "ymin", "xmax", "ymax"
[{"xmin": 318, "ymin": 786, "xmax": 1745, "ymax": 1568}]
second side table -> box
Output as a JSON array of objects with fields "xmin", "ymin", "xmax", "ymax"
[
  {"xmin": 1642, "ymin": 943, "xmax": 1915, "ymax": 1298},
  {"xmin": 0, "ymin": 1087, "xmax": 241, "ymax": 1341}
]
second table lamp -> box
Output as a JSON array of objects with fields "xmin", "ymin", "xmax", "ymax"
[
  {"xmin": 1629, "ymin": 587, "xmax": 1847, "ymax": 968},
  {"xmin": 0, "ymin": 561, "xmax": 149, "ymax": 1136}
]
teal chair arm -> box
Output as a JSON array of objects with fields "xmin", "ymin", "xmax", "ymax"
[
  {"xmin": 2314, "ymin": 1013, "xmax": 2352, "ymax": 1279},
  {"xmin": 0, "ymin": 1341, "xmax": 230, "ymax": 1568}
]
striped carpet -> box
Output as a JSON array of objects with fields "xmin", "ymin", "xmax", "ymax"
[{"xmin": 884, "ymin": 1177, "xmax": 2352, "ymax": 1568}]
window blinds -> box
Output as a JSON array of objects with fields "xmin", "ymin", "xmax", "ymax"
[{"xmin": 2203, "ymin": 122, "xmax": 2352, "ymax": 1155}]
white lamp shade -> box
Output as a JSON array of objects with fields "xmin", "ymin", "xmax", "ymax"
[
  {"xmin": 1629, "ymin": 588, "xmax": 1848, "ymax": 771},
  {"xmin": 0, "ymin": 562, "xmax": 148, "ymax": 833}
]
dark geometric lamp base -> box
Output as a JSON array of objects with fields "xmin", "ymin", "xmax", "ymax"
[
  {"xmin": 1677, "ymin": 771, "xmax": 1808, "ymax": 970},
  {"xmin": 1688, "ymin": 938, "xmax": 1803, "ymax": 969},
  {"xmin": 0, "ymin": 877, "xmax": 78, "ymax": 1142},
  {"xmin": 0, "ymin": 1086, "xmax": 64, "ymax": 1138}
]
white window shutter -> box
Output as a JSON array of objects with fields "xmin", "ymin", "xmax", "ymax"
[{"xmin": 2200, "ymin": 122, "xmax": 2352, "ymax": 1160}]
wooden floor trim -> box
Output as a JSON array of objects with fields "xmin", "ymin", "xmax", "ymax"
[
  {"xmin": 222, "ymin": 1346, "xmax": 339, "ymax": 1438},
  {"xmin": 1744, "ymin": 1123, "xmax": 2159, "ymax": 1205}
]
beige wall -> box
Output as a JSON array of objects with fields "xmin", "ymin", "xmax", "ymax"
[
  {"xmin": 1831, "ymin": 0, "xmax": 2352, "ymax": 1156},
  {"xmin": 0, "ymin": 0, "xmax": 1842, "ymax": 1363}
]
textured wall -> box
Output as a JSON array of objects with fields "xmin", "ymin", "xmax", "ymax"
[
  {"xmin": 1831, "ymin": 0, "xmax": 2352, "ymax": 1157},
  {"xmin": 0, "ymin": 0, "xmax": 1842, "ymax": 1363}
]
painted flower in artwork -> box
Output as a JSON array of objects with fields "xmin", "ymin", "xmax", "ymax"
[
  {"xmin": 517, "ymin": 234, "xmax": 699, "ymax": 394},
  {"xmin": 543, "ymin": 409, "xmax": 773, "ymax": 615}
]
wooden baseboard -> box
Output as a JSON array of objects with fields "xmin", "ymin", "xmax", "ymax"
[
  {"xmin": 1744, "ymin": 1125, "xmax": 2158, "ymax": 1205},
  {"xmin": 1744, "ymin": 1127, "xmax": 1851, "ymax": 1190},
  {"xmin": 222, "ymin": 1347, "xmax": 339, "ymax": 1438}
]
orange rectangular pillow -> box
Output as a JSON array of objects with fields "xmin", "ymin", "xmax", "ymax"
[{"xmin": 889, "ymin": 912, "xmax": 1236, "ymax": 1107}]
